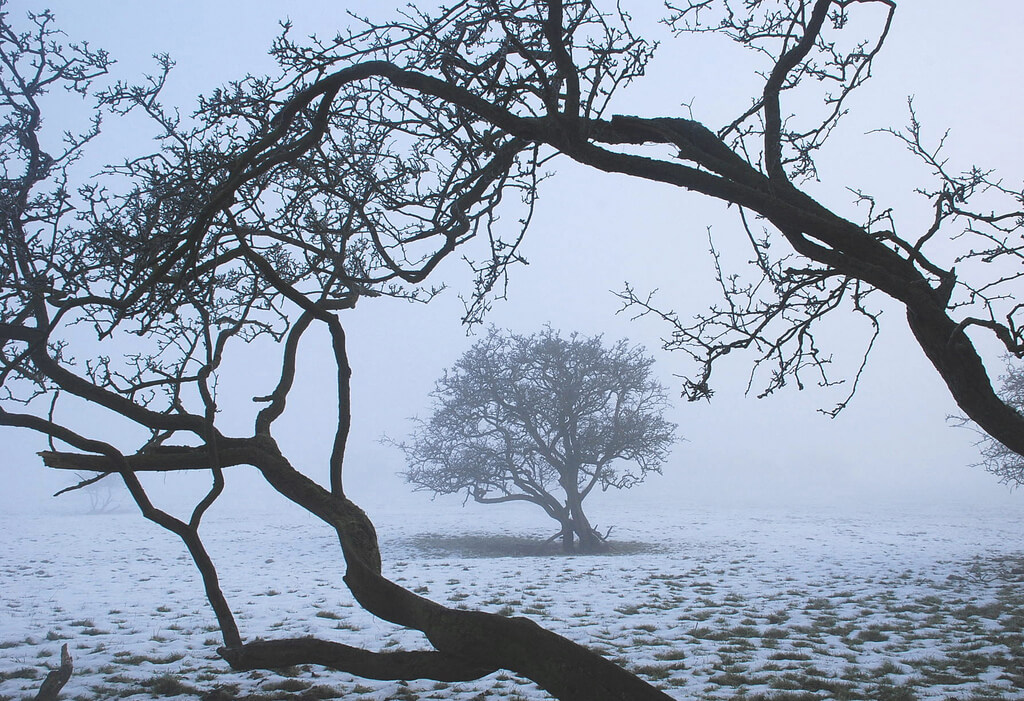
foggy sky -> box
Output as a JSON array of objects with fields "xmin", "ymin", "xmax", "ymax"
[{"xmin": 3, "ymin": 1, "xmax": 1023, "ymax": 519}]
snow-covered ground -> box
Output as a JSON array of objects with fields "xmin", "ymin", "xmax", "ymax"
[{"xmin": 2, "ymin": 499, "xmax": 1023, "ymax": 700}]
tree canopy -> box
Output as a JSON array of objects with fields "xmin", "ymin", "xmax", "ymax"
[
  {"xmin": 401, "ymin": 327, "xmax": 676, "ymax": 552},
  {"xmin": 1, "ymin": 1, "xmax": 1022, "ymax": 699}
]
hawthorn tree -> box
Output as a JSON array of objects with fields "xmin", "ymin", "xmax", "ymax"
[
  {"xmin": 400, "ymin": 327, "xmax": 676, "ymax": 553},
  {"xmin": 2, "ymin": 1, "xmax": 1023, "ymax": 700}
]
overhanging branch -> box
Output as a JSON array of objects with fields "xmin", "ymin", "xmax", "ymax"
[
  {"xmin": 39, "ymin": 440, "xmax": 264, "ymax": 472},
  {"xmin": 219, "ymin": 638, "xmax": 493, "ymax": 682}
]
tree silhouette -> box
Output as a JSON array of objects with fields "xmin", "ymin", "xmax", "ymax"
[
  {"xmin": 400, "ymin": 327, "xmax": 676, "ymax": 552},
  {"xmin": 2, "ymin": 2, "xmax": 1022, "ymax": 699}
]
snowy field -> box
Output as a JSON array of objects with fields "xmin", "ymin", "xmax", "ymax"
[{"xmin": 2, "ymin": 499, "xmax": 1023, "ymax": 700}]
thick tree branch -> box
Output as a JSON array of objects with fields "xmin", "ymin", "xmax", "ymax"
[
  {"xmin": 255, "ymin": 312, "xmax": 315, "ymax": 434},
  {"xmin": 762, "ymin": 0, "xmax": 832, "ymax": 183},
  {"xmin": 39, "ymin": 439, "xmax": 267, "ymax": 472},
  {"xmin": 219, "ymin": 638, "xmax": 493, "ymax": 682}
]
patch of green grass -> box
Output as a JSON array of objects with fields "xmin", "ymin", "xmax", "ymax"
[
  {"xmin": 768, "ymin": 671, "xmax": 855, "ymax": 698},
  {"xmin": 104, "ymin": 673, "xmax": 137, "ymax": 684},
  {"xmin": 948, "ymin": 648, "xmax": 1006, "ymax": 676},
  {"xmin": 953, "ymin": 602, "xmax": 1003, "ymax": 620},
  {"xmin": 113, "ymin": 651, "xmax": 185, "ymax": 665},
  {"xmin": 872, "ymin": 660, "xmax": 905, "ymax": 676},
  {"xmin": 87, "ymin": 683, "xmax": 136, "ymax": 698},
  {"xmin": 868, "ymin": 681, "xmax": 918, "ymax": 701},
  {"xmin": 709, "ymin": 670, "xmax": 759, "ymax": 687},
  {"xmin": 0, "ymin": 667, "xmax": 40, "ymax": 682},
  {"xmin": 907, "ymin": 659, "xmax": 964, "ymax": 686},
  {"xmin": 687, "ymin": 626, "xmax": 733, "ymax": 641},
  {"xmin": 654, "ymin": 648, "xmax": 686, "ymax": 661},
  {"xmin": 262, "ymin": 678, "xmax": 311, "ymax": 692},
  {"xmin": 634, "ymin": 663, "xmax": 673, "ymax": 680},
  {"xmin": 768, "ymin": 650, "xmax": 813, "ymax": 662},
  {"xmin": 141, "ymin": 673, "xmax": 199, "ymax": 697},
  {"xmin": 728, "ymin": 625, "xmax": 760, "ymax": 638},
  {"xmin": 852, "ymin": 626, "xmax": 889, "ymax": 643},
  {"xmin": 722, "ymin": 639, "xmax": 757, "ymax": 652},
  {"xmin": 271, "ymin": 665, "xmax": 304, "ymax": 678},
  {"xmin": 201, "ymin": 684, "xmax": 241, "ymax": 701}
]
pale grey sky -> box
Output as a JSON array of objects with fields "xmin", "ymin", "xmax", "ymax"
[{"xmin": 3, "ymin": 1, "xmax": 1023, "ymax": 519}]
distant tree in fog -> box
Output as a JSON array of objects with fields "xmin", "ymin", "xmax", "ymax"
[
  {"xmin": 62, "ymin": 472, "xmax": 124, "ymax": 514},
  {"xmin": 398, "ymin": 327, "xmax": 677, "ymax": 553}
]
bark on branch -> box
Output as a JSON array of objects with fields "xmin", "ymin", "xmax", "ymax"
[
  {"xmin": 218, "ymin": 638, "xmax": 494, "ymax": 682},
  {"xmin": 39, "ymin": 440, "xmax": 262, "ymax": 472}
]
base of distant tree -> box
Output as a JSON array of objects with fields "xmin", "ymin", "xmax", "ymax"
[{"xmin": 544, "ymin": 525, "xmax": 613, "ymax": 554}]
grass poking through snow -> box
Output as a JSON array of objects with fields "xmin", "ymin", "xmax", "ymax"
[{"xmin": 1, "ymin": 504, "xmax": 1023, "ymax": 699}]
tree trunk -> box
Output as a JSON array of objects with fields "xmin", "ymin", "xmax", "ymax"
[
  {"xmin": 564, "ymin": 486, "xmax": 602, "ymax": 554},
  {"xmin": 559, "ymin": 517, "xmax": 576, "ymax": 553},
  {"xmin": 571, "ymin": 510, "xmax": 601, "ymax": 554}
]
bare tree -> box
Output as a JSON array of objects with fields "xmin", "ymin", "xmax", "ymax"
[
  {"xmin": 1, "ymin": 1, "xmax": 1022, "ymax": 699},
  {"xmin": 399, "ymin": 327, "xmax": 676, "ymax": 553},
  {"xmin": 0, "ymin": 5, "xmax": 669, "ymax": 699},
  {"xmin": 260, "ymin": 0, "xmax": 1024, "ymax": 454}
]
